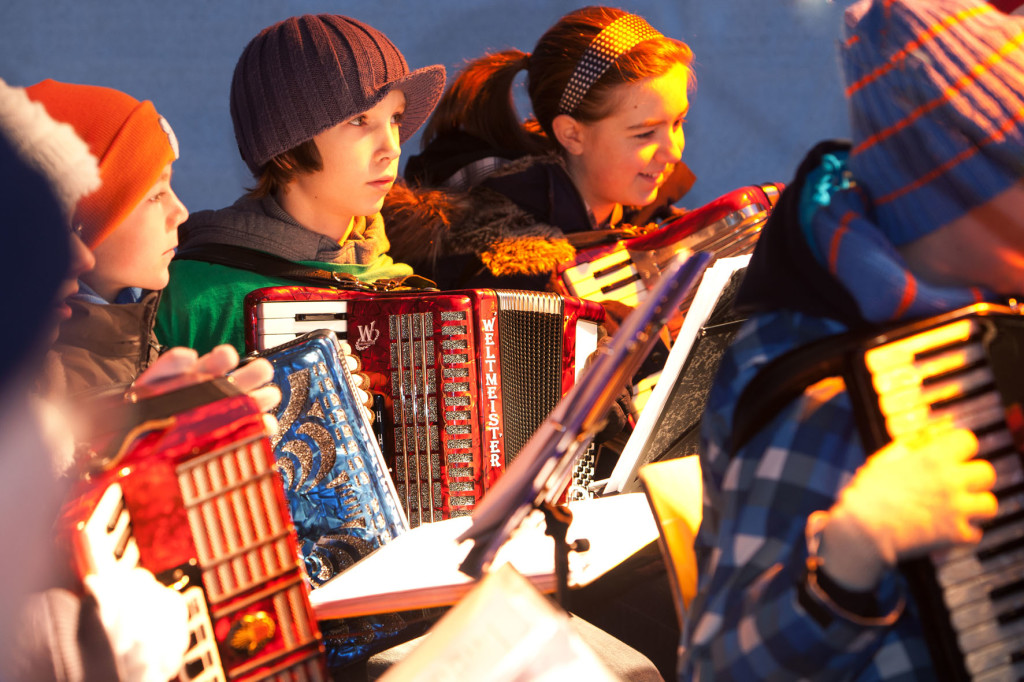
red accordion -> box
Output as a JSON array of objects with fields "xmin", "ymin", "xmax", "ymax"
[
  {"xmin": 556, "ymin": 183, "xmax": 782, "ymax": 339},
  {"xmin": 62, "ymin": 390, "xmax": 327, "ymax": 681},
  {"xmin": 244, "ymin": 287, "xmax": 604, "ymax": 525}
]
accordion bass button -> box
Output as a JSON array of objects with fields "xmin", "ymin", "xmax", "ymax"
[{"xmin": 227, "ymin": 611, "xmax": 277, "ymax": 656}]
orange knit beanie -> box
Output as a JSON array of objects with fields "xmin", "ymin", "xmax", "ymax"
[{"xmin": 25, "ymin": 79, "xmax": 179, "ymax": 248}]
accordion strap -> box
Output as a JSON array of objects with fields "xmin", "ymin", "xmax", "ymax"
[
  {"xmin": 175, "ymin": 242, "xmax": 437, "ymax": 291},
  {"xmin": 76, "ymin": 376, "xmax": 244, "ymax": 473}
]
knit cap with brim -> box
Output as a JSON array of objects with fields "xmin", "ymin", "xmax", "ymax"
[
  {"xmin": 230, "ymin": 14, "xmax": 446, "ymax": 176},
  {"xmin": 841, "ymin": 0, "xmax": 1024, "ymax": 246},
  {"xmin": 25, "ymin": 80, "xmax": 179, "ymax": 249}
]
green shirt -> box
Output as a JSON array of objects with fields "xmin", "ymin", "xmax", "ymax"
[{"xmin": 155, "ymin": 255, "xmax": 412, "ymax": 355}]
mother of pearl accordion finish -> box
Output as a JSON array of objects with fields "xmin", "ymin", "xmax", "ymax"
[
  {"xmin": 62, "ymin": 393, "xmax": 327, "ymax": 681},
  {"xmin": 255, "ymin": 330, "xmax": 438, "ymax": 671},
  {"xmin": 255, "ymin": 330, "xmax": 407, "ymax": 587},
  {"xmin": 244, "ymin": 287, "xmax": 604, "ymax": 528}
]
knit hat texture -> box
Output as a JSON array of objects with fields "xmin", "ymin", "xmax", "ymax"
[
  {"xmin": 230, "ymin": 14, "xmax": 446, "ymax": 175},
  {"xmin": 841, "ymin": 0, "xmax": 1024, "ymax": 246},
  {"xmin": 26, "ymin": 79, "xmax": 179, "ymax": 249}
]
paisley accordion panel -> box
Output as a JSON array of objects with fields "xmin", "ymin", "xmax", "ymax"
[
  {"xmin": 256, "ymin": 330, "xmax": 407, "ymax": 586},
  {"xmin": 244, "ymin": 287, "xmax": 604, "ymax": 526},
  {"xmin": 847, "ymin": 304, "xmax": 1024, "ymax": 682},
  {"xmin": 64, "ymin": 393, "xmax": 327, "ymax": 681},
  {"xmin": 556, "ymin": 183, "xmax": 781, "ymax": 339}
]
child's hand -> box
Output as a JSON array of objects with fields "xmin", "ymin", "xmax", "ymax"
[
  {"xmin": 135, "ymin": 345, "xmax": 281, "ymax": 414},
  {"xmin": 818, "ymin": 428, "xmax": 997, "ymax": 591},
  {"xmin": 84, "ymin": 565, "xmax": 190, "ymax": 682}
]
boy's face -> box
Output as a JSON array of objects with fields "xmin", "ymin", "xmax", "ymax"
[
  {"xmin": 51, "ymin": 230, "xmax": 96, "ymax": 340},
  {"xmin": 290, "ymin": 88, "xmax": 406, "ymax": 229},
  {"xmin": 82, "ymin": 164, "xmax": 187, "ymax": 301}
]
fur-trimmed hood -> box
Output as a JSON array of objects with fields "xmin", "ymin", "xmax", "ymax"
[{"xmin": 384, "ymin": 154, "xmax": 580, "ymax": 289}]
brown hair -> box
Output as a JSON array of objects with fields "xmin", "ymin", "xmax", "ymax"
[
  {"xmin": 247, "ymin": 138, "xmax": 323, "ymax": 198},
  {"xmin": 421, "ymin": 6, "xmax": 694, "ymax": 156}
]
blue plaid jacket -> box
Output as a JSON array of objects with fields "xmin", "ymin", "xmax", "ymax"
[
  {"xmin": 676, "ymin": 144, "xmax": 993, "ymax": 679},
  {"xmin": 681, "ymin": 309, "xmax": 935, "ymax": 681}
]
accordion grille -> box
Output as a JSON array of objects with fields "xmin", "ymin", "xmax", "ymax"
[
  {"xmin": 388, "ymin": 310, "xmax": 476, "ymax": 526},
  {"xmin": 496, "ymin": 291, "xmax": 565, "ymax": 463},
  {"xmin": 176, "ymin": 437, "xmax": 319, "ymax": 653}
]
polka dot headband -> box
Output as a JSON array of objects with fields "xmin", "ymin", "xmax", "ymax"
[{"xmin": 556, "ymin": 13, "xmax": 663, "ymax": 116}]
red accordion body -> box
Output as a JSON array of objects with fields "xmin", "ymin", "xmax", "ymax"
[
  {"xmin": 62, "ymin": 393, "xmax": 327, "ymax": 681},
  {"xmin": 244, "ymin": 287, "xmax": 604, "ymax": 525},
  {"xmin": 556, "ymin": 183, "xmax": 783, "ymax": 340}
]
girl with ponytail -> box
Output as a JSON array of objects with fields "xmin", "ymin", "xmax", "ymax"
[{"xmin": 388, "ymin": 6, "xmax": 696, "ymax": 291}]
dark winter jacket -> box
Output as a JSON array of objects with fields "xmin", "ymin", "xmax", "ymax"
[
  {"xmin": 391, "ymin": 151, "xmax": 695, "ymax": 291},
  {"xmin": 53, "ymin": 288, "xmax": 162, "ymax": 398}
]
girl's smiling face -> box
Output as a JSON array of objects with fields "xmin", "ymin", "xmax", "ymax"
[{"xmin": 562, "ymin": 63, "xmax": 690, "ymax": 225}]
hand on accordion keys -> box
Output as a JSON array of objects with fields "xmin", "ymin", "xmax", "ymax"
[
  {"xmin": 136, "ymin": 344, "xmax": 282, "ymax": 416},
  {"xmin": 83, "ymin": 564, "xmax": 190, "ymax": 682},
  {"xmin": 815, "ymin": 428, "xmax": 999, "ymax": 592}
]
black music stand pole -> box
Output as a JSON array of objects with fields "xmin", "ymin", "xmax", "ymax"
[{"xmin": 540, "ymin": 501, "xmax": 590, "ymax": 607}]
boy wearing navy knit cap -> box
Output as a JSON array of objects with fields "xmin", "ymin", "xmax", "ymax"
[
  {"xmin": 155, "ymin": 14, "xmax": 446, "ymax": 356},
  {"xmin": 683, "ymin": 0, "xmax": 1023, "ymax": 679}
]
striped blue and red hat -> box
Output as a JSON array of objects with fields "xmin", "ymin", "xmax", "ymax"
[{"xmin": 841, "ymin": 0, "xmax": 1024, "ymax": 245}]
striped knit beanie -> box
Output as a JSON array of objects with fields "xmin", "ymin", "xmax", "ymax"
[{"xmin": 841, "ymin": 0, "xmax": 1024, "ymax": 246}]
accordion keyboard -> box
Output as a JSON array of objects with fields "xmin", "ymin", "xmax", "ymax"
[
  {"xmin": 72, "ymin": 404, "xmax": 327, "ymax": 681},
  {"xmin": 559, "ymin": 184, "xmax": 778, "ymax": 316},
  {"xmin": 861, "ymin": 314, "xmax": 1024, "ymax": 682}
]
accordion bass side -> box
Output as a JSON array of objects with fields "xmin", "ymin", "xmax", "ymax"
[
  {"xmin": 244, "ymin": 287, "xmax": 605, "ymax": 526},
  {"xmin": 846, "ymin": 303, "xmax": 1024, "ymax": 682},
  {"xmin": 62, "ymin": 392, "xmax": 327, "ymax": 681}
]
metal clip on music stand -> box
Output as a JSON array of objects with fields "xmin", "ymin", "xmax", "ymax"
[{"xmin": 457, "ymin": 250, "xmax": 712, "ymax": 605}]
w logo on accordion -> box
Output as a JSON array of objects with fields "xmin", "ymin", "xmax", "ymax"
[{"xmin": 354, "ymin": 320, "xmax": 380, "ymax": 351}]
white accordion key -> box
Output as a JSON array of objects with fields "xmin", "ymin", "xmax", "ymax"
[
  {"xmin": 257, "ymin": 315, "xmax": 347, "ymax": 336},
  {"xmin": 562, "ymin": 246, "xmax": 635, "ymax": 297},
  {"xmin": 255, "ymin": 300, "xmax": 350, "ymax": 350},
  {"xmin": 77, "ymin": 483, "xmax": 140, "ymax": 575}
]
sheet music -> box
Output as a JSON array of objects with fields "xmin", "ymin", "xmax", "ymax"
[
  {"xmin": 378, "ymin": 564, "xmax": 618, "ymax": 682},
  {"xmin": 307, "ymin": 493, "xmax": 658, "ymax": 620},
  {"xmin": 604, "ymin": 255, "xmax": 751, "ymax": 494}
]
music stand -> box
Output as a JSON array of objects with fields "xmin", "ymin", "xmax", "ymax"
[
  {"xmin": 603, "ymin": 256, "xmax": 750, "ymax": 495},
  {"xmin": 456, "ymin": 251, "xmax": 712, "ymax": 603}
]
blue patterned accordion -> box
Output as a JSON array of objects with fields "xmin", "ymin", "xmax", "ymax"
[{"xmin": 258, "ymin": 330, "xmax": 437, "ymax": 670}]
